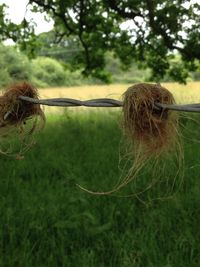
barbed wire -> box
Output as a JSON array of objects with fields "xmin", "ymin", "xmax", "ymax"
[{"xmin": 18, "ymin": 96, "xmax": 200, "ymax": 113}]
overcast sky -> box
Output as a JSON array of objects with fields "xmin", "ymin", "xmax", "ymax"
[{"xmin": 0, "ymin": 0, "xmax": 54, "ymax": 34}]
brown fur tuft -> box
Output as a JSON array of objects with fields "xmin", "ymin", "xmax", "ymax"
[
  {"xmin": 123, "ymin": 83, "xmax": 178, "ymax": 155},
  {"xmin": 78, "ymin": 83, "xmax": 182, "ymax": 196},
  {"xmin": 0, "ymin": 82, "xmax": 44, "ymax": 126},
  {"xmin": 0, "ymin": 82, "xmax": 45, "ymax": 157}
]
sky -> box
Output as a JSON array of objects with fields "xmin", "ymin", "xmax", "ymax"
[{"xmin": 0, "ymin": 0, "xmax": 54, "ymax": 34}]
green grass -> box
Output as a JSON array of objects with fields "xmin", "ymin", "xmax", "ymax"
[{"xmin": 0, "ymin": 111, "xmax": 200, "ymax": 267}]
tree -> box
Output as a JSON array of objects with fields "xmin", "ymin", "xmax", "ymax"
[
  {"xmin": 0, "ymin": 3, "xmax": 38, "ymax": 58},
  {"xmin": 1, "ymin": 0, "xmax": 200, "ymax": 83},
  {"xmin": 35, "ymin": 31, "xmax": 83, "ymax": 68}
]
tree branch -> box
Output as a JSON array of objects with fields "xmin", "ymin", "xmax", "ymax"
[
  {"xmin": 29, "ymin": 0, "xmax": 74, "ymax": 34},
  {"xmin": 107, "ymin": 0, "xmax": 143, "ymax": 19},
  {"xmin": 145, "ymin": 0, "xmax": 199, "ymax": 59}
]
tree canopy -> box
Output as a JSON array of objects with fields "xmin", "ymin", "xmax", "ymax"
[{"xmin": 0, "ymin": 0, "xmax": 199, "ymax": 83}]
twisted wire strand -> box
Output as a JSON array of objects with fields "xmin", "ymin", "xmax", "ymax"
[
  {"xmin": 18, "ymin": 96, "xmax": 200, "ymax": 113},
  {"xmin": 18, "ymin": 96, "xmax": 123, "ymax": 107}
]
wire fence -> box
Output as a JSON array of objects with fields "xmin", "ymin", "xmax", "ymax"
[{"xmin": 18, "ymin": 96, "xmax": 200, "ymax": 113}]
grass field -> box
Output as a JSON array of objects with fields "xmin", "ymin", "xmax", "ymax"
[{"xmin": 0, "ymin": 83, "xmax": 200, "ymax": 266}]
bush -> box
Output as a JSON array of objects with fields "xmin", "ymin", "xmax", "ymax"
[
  {"xmin": 105, "ymin": 52, "xmax": 150, "ymax": 83},
  {"xmin": 191, "ymin": 65, "xmax": 200, "ymax": 81},
  {"xmin": 31, "ymin": 57, "xmax": 66, "ymax": 87},
  {"xmin": 0, "ymin": 45, "xmax": 31, "ymax": 88}
]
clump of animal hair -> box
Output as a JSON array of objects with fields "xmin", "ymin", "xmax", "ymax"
[
  {"xmin": 119, "ymin": 83, "xmax": 182, "ymax": 194},
  {"xmin": 78, "ymin": 83, "xmax": 182, "ymax": 195},
  {"xmin": 0, "ymin": 82, "xmax": 45, "ymax": 157},
  {"xmin": 123, "ymin": 83, "xmax": 178, "ymax": 156}
]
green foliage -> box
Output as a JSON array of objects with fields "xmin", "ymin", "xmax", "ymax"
[
  {"xmin": 31, "ymin": 57, "xmax": 66, "ymax": 87},
  {"xmin": 31, "ymin": 56, "xmax": 106, "ymax": 87},
  {"xmin": 191, "ymin": 64, "xmax": 200, "ymax": 81},
  {"xmin": 0, "ymin": 44, "xmax": 95, "ymax": 88},
  {"xmin": 0, "ymin": 42, "xmax": 199, "ymax": 88},
  {"xmin": 105, "ymin": 53, "xmax": 150, "ymax": 83},
  {"xmin": 0, "ymin": 112, "xmax": 199, "ymax": 266},
  {"xmin": 2, "ymin": 0, "xmax": 198, "ymax": 83},
  {"xmin": 0, "ymin": 4, "xmax": 35, "ymax": 44},
  {"xmin": 37, "ymin": 32, "xmax": 83, "ymax": 65},
  {"xmin": 0, "ymin": 45, "xmax": 31, "ymax": 87}
]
